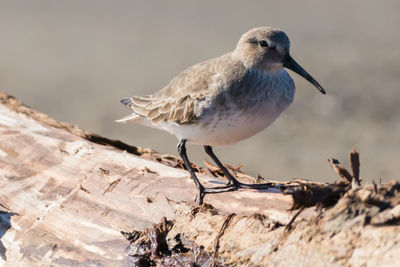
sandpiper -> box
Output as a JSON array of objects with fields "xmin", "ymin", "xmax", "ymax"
[{"xmin": 117, "ymin": 26, "xmax": 326, "ymax": 204}]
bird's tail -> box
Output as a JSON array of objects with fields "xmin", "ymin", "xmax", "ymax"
[
  {"xmin": 116, "ymin": 97, "xmax": 140, "ymax": 123},
  {"xmin": 115, "ymin": 113, "xmax": 141, "ymax": 123},
  {"xmin": 120, "ymin": 97, "xmax": 134, "ymax": 109}
]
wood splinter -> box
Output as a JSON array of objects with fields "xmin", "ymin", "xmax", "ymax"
[
  {"xmin": 350, "ymin": 146, "xmax": 361, "ymax": 186},
  {"xmin": 328, "ymin": 158, "xmax": 353, "ymax": 184},
  {"xmin": 328, "ymin": 147, "xmax": 361, "ymax": 185}
]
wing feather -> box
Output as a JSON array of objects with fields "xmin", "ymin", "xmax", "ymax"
[{"xmin": 119, "ymin": 52, "xmax": 239, "ymax": 125}]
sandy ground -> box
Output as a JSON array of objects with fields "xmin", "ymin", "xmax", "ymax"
[{"xmin": 0, "ymin": 0, "xmax": 399, "ymax": 182}]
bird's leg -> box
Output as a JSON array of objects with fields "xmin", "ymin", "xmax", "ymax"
[
  {"xmin": 204, "ymin": 145, "xmax": 273, "ymax": 190},
  {"xmin": 178, "ymin": 139, "xmax": 205, "ymax": 203},
  {"xmin": 178, "ymin": 140, "xmax": 238, "ymax": 204},
  {"xmin": 204, "ymin": 145, "xmax": 241, "ymax": 188}
]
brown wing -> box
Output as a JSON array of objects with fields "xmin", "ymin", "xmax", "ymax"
[{"xmin": 121, "ymin": 53, "xmax": 234, "ymax": 125}]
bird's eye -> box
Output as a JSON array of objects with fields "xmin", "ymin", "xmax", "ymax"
[{"xmin": 258, "ymin": 40, "xmax": 268, "ymax": 48}]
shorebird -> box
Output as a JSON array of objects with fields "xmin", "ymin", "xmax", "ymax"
[{"xmin": 117, "ymin": 26, "xmax": 326, "ymax": 204}]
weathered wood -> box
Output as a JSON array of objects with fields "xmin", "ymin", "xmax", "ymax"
[
  {"xmin": 0, "ymin": 92, "xmax": 399, "ymax": 266},
  {"xmin": 350, "ymin": 146, "xmax": 361, "ymax": 185}
]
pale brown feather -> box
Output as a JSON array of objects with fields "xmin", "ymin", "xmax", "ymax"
[{"xmin": 121, "ymin": 51, "xmax": 248, "ymax": 125}]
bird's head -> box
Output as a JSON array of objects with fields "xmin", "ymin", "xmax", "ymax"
[{"xmin": 233, "ymin": 26, "xmax": 326, "ymax": 94}]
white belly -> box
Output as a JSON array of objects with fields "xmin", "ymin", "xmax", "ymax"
[
  {"xmin": 163, "ymin": 91, "xmax": 294, "ymax": 145},
  {"xmin": 168, "ymin": 99, "xmax": 291, "ymax": 145},
  {"xmin": 170, "ymin": 112, "xmax": 281, "ymax": 146}
]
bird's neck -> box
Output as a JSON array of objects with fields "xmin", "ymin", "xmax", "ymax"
[
  {"xmin": 261, "ymin": 63, "xmax": 284, "ymax": 74},
  {"xmin": 232, "ymin": 47, "xmax": 262, "ymax": 69},
  {"xmin": 232, "ymin": 50, "xmax": 283, "ymax": 74}
]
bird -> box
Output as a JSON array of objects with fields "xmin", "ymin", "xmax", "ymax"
[{"xmin": 117, "ymin": 26, "xmax": 326, "ymax": 204}]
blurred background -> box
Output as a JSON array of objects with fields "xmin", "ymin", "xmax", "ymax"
[{"xmin": 1, "ymin": 0, "xmax": 399, "ymax": 182}]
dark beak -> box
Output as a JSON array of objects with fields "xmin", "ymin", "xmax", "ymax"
[{"xmin": 283, "ymin": 54, "xmax": 326, "ymax": 94}]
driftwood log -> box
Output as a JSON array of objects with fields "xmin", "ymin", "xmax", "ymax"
[{"xmin": 0, "ymin": 92, "xmax": 399, "ymax": 266}]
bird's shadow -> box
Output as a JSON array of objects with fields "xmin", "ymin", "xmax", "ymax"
[{"xmin": 0, "ymin": 209, "xmax": 18, "ymax": 261}]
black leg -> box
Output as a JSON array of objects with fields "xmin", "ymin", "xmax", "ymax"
[
  {"xmin": 204, "ymin": 145, "xmax": 241, "ymax": 187},
  {"xmin": 178, "ymin": 139, "xmax": 205, "ymax": 203},
  {"xmin": 178, "ymin": 140, "xmax": 238, "ymax": 204},
  {"xmin": 204, "ymin": 145, "xmax": 274, "ymax": 190}
]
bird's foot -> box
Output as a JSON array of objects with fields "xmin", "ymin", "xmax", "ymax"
[
  {"xmin": 236, "ymin": 181, "xmax": 274, "ymax": 190},
  {"xmin": 195, "ymin": 176, "xmax": 279, "ymax": 204},
  {"xmin": 225, "ymin": 173, "xmax": 275, "ymax": 190},
  {"xmin": 195, "ymin": 184, "xmax": 238, "ymax": 204}
]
